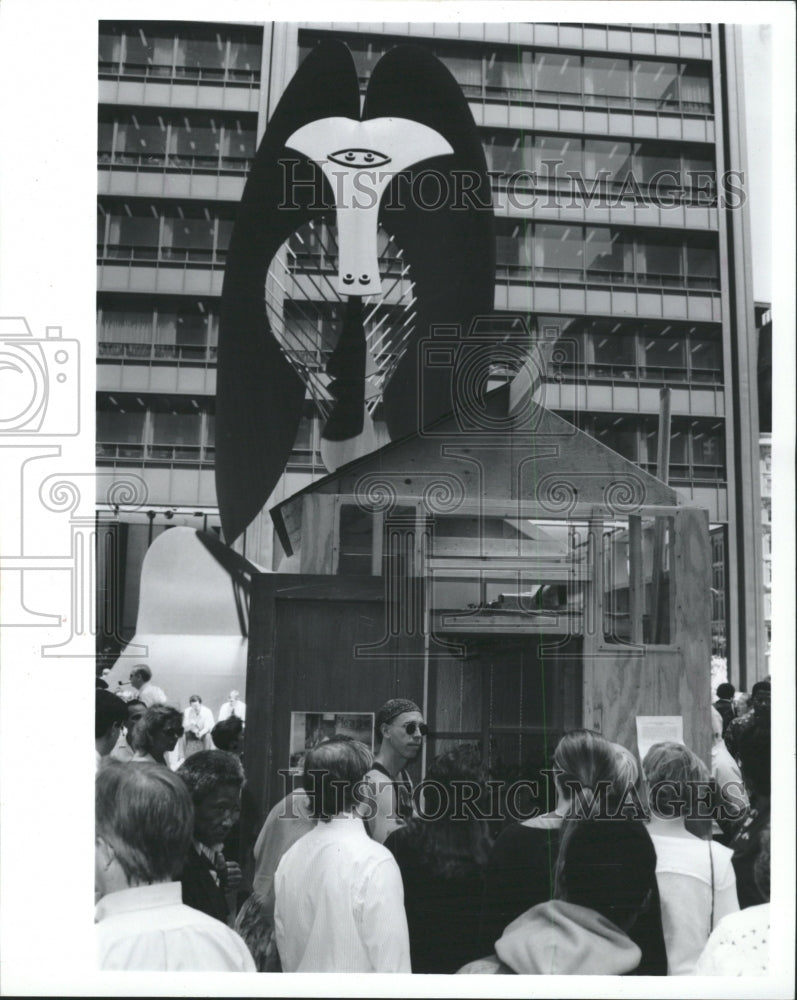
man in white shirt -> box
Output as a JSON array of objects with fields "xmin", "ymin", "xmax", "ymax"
[
  {"xmin": 218, "ymin": 689, "xmax": 246, "ymax": 722},
  {"xmin": 129, "ymin": 664, "xmax": 168, "ymax": 708},
  {"xmin": 274, "ymin": 737, "xmax": 411, "ymax": 972},
  {"xmin": 95, "ymin": 761, "xmax": 254, "ymax": 971}
]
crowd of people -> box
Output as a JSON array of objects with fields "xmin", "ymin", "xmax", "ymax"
[{"xmin": 95, "ymin": 675, "xmax": 772, "ymax": 976}]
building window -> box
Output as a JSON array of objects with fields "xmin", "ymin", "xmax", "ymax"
[
  {"xmin": 583, "ymin": 138, "xmax": 634, "ymax": 184},
  {"xmin": 593, "ymin": 414, "xmax": 639, "ymax": 462},
  {"xmin": 97, "ymin": 202, "xmax": 234, "ymax": 267},
  {"xmin": 534, "ymin": 51, "xmax": 582, "ymax": 101},
  {"xmin": 641, "ymin": 329, "xmax": 687, "ymax": 382},
  {"xmin": 689, "ymin": 335, "xmax": 722, "ymax": 382},
  {"xmin": 533, "ymin": 223, "xmax": 584, "ymax": 281},
  {"xmin": 298, "ymin": 32, "xmax": 713, "ymax": 115},
  {"xmin": 583, "ymin": 55, "xmax": 630, "ymax": 105},
  {"xmin": 632, "ymin": 60, "xmax": 680, "ymax": 109},
  {"xmin": 97, "ymin": 297, "xmax": 219, "ymax": 363},
  {"xmin": 98, "ymin": 110, "xmax": 256, "ymax": 174},
  {"xmin": 150, "ymin": 403, "xmax": 203, "ymax": 461},
  {"xmin": 534, "ymin": 314, "xmax": 722, "ymax": 386},
  {"xmin": 496, "ymin": 222, "xmax": 533, "ymax": 274},
  {"xmin": 99, "ymin": 21, "xmax": 262, "ymax": 86},
  {"xmin": 533, "ymin": 134, "xmax": 584, "ymax": 182},
  {"xmin": 588, "ymin": 323, "xmax": 637, "ymax": 379},
  {"xmin": 640, "ymin": 417, "xmax": 725, "ymax": 482},
  {"xmin": 96, "ymin": 393, "xmax": 216, "ymax": 465},
  {"xmin": 484, "ymin": 132, "xmax": 531, "ymax": 175},
  {"xmin": 97, "ymin": 395, "xmax": 147, "ymax": 459},
  {"xmin": 496, "ymin": 221, "xmax": 719, "ymax": 290},
  {"xmin": 572, "ymin": 413, "xmax": 727, "ymax": 484},
  {"xmin": 636, "ymin": 234, "xmax": 684, "ymax": 286},
  {"xmin": 584, "ymin": 227, "xmax": 633, "ymax": 283}
]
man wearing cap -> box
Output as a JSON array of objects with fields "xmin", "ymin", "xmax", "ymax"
[{"xmin": 364, "ymin": 698, "xmax": 427, "ymax": 844}]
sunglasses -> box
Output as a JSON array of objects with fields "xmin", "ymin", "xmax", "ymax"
[{"xmin": 398, "ymin": 721, "xmax": 428, "ymax": 736}]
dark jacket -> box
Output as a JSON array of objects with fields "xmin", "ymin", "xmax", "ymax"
[
  {"xmin": 713, "ymin": 698, "xmax": 736, "ymax": 735},
  {"xmin": 181, "ymin": 845, "xmax": 229, "ymax": 925}
]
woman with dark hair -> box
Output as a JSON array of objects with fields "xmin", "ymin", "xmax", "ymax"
[
  {"xmin": 459, "ymin": 817, "xmax": 660, "ymax": 975},
  {"xmin": 131, "ymin": 705, "xmax": 184, "ymax": 767},
  {"xmin": 384, "ymin": 744, "xmax": 493, "ymax": 973},
  {"xmin": 642, "ymin": 741, "xmax": 739, "ymax": 974}
]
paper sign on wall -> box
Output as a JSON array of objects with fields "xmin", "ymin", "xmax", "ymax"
[{"xmin": 635, "ymin": 715, "xmax": 684, "ymax": 764}]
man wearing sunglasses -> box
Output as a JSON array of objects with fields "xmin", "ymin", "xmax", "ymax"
[{"xmin": 365, "ymin": 698, "xmax": 428, "ymax": 844}]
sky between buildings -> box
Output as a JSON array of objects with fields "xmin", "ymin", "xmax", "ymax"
[{"xmin": 741, "ymin": 24, "xmax": 772, "ymax": 303}]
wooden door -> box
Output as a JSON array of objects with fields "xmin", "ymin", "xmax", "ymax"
[
  {"xmin": 427, "ymin": 634, "xmax": 582, "ymax": 815},
  {"xmin": 244, "ymin": 574, "xmax": 425, "ymax": 820}
]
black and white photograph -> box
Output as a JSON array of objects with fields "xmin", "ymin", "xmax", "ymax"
[
  {"xmin": 289, "ymin": 711, "xmax": 375, "ymax": 770},
  {"xmin": 0, "ymin": 1, "xmax": 794, "ymax": 995}
]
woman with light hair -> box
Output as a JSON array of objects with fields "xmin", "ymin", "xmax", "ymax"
[
  {"xmin": 479, "ymin": 729, "xmax": 666, "ymax": 973},
  {"xmin": 131, "ymin": 704, "xmax": 184, "ymax": 768},
  {"xmin": 642, "ymin": 740, "xmax": 739, "ymax": 974}
]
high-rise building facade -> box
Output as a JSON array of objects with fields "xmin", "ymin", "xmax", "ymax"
[{"xmin": 96, "ymin": 20, "xmax": 765, "ymax": 686}]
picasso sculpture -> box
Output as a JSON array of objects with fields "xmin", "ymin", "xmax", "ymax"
[{"xmin": 215, "ymin": 40, "xmax": 495, "ymax": 543}]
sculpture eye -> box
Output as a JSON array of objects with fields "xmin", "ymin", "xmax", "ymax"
[{"xmin": 328, "ymin": 147, "xmax": 391, "ymax": 168}]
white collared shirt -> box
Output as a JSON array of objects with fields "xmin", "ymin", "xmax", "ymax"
[
  {"xmin": 274, "ymin": 813, "xmax": 411, "ymax": 972},
  {"xmin": 95, "ymin": 882, "xmax": 254, "ymax": 971},
  {"xmin": 218, "ymin": 699, "xmax": 246, "ymax": 722},
  {"xmin": 138, "ymin": 681, "xmax": 167, "ymax": 707}
]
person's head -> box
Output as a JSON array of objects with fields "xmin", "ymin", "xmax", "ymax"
[
  {"xmin": 124, "ymin": 699, "xmax": 147, "ymax": 749},
  {"xmin": 375, "ymin": 698, "xmax": 426, "ymax": 763},
  {"xmin": 751, "ymin": 680, "xmax": 771, "ymax": 722},
  {"xmin": 551, "ymin": 729, "xmax": 624, "ymax": 812},
  {"xmin": 95, "ymin": 762, "xmax": 193, "ymax": 898},
  {"xmin": 188, "ymin": 695, "xmax": 202, "ymax": 707},
  {"xmin": 716, "ymin": 682, "xmax": 735, "ymax": 700},
  {"xmin": 228, "ymin": 689, "xmax": 239, "ymax": 703},
  {"xmin": 95, "ymin": 689, "xmax": 128, "ymax": 756},
  {"xmin": 735, "ymin": 721, "xmax": 770, "ymax": 800},
  {"xmin": 642, "ymin": 741, "xmax": 710, "ymax": 819},
  {"xmin": 303, "ymin": 737, "xmax": 373, "ymax": 821},
  {"xmin": 129, "ymin": 664, "xmax": 152, "ymax": 690},
  {"xmin": 555, "ymin": 817, "xmax": 657, "ymax": 932},
  {"xmin": 133, "ymin": 705, "xmax": 183, "ymax": 762},
  {"xmin": 710, "ymin": 706, "xmax": 724, "ymax": 742},
  {"xmin": 177, "ymin": 750, "xmax": 245, "ymax": 847},
  {"xmin": 734, "ymin": 691, "xmax": 751, "ymax": 716},
  {"xmin": 211, "ymin": 716, "xmax": 244, "ymax": 755},
  {"xmin": 410, "ymin": 744, "xmax": 493, "ymax": 875}
]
